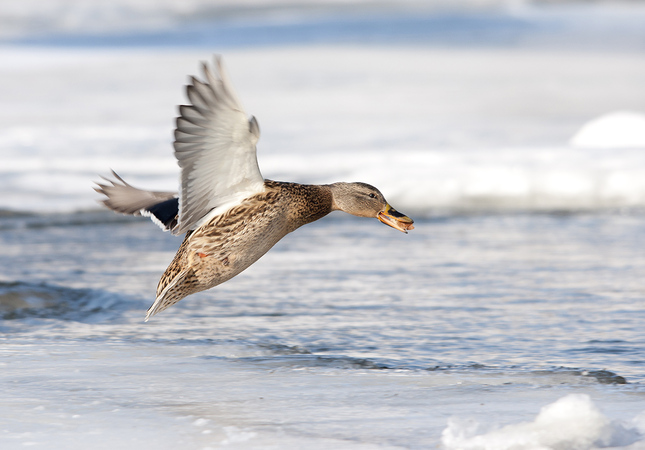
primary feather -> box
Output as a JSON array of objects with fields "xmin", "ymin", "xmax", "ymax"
[{"xmin": 174, "ymin": 57, "xmax": 264, "ymax": 235}]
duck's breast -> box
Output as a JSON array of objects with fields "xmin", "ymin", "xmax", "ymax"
[{"xmin": 184, "ymin": 188, "xmax": 291, "ymax": 290}]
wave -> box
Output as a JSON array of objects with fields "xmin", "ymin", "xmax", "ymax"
[
  {"xmin": 200, "ymin": 345, "xmax": 631, "ymax": 385},
  {"xmin": 0, "ymin": 281, "xmax": 143, "ymax": 322}
]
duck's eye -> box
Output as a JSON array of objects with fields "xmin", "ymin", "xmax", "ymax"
[{"xmin": 368, "ymin": 193, "xmax": 376, "ymax": 199}]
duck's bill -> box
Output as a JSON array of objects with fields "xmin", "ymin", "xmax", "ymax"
[{"xmin": 377, "ymin": 204, "xmax": 415, "ymax": 234}]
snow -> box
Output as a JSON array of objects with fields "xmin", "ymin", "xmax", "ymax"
[
  {"xmin": 571, "ymin": 111, "xmax": 645, "ymax": 149},
  {"xmin": 2, "ymin": 46, "xmax": 645, "ymax": 214},
  {"xmin": 442, "ymin": 394, "xmax": 645, "ymax": 450}
]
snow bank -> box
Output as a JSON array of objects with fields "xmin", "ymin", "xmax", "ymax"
[
  {"xmin": 442, "ymin": 394, "xmax": 645, "ymax": 450},
  {"xmin": 571, "ymin": 111, "xmax": 645, "ymax": 149},
  {"xmin": 3, "ymin": 45, "xmax": 645, "ymax": 214}
]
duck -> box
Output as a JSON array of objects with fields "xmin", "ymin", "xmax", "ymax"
[{"xmin": 95, "ymin": 56, "xmax": 414, "ymax": 321}]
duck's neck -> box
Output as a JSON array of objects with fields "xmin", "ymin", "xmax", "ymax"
[{"xmin": 266, "ymin": 180, "xmax": 333, "ymax": 230}]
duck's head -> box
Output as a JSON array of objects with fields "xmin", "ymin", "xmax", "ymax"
[{"xmin": 329, "ymin": 182, "xmax": 414, "ymax": 233}]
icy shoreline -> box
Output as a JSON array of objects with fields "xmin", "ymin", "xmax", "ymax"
[{"xmin": 2, "ymin": 46, "xmax": 645, "ymax": 215}]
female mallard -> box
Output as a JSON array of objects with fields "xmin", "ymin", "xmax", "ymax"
[{"xmin": 95, "ymin": 57, "xmax": 414, "ymax": 321}]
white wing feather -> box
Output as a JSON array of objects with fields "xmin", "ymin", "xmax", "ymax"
[{"xmin": 173, "ymin": 57, "xmax": 264, "ymax": 235}]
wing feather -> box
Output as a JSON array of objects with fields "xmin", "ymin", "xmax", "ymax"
[
  {"xmin": 174, "ymin": 57, "xmax": 264, "ymax": 235},
  {"xmin": 178, "ymin": 105, "xmax": 210, "ymax": 127}
]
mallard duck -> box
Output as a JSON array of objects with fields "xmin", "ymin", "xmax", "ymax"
[{"xmin": 95, "ymin": 57, "xmax": 414, "ymax": 321}]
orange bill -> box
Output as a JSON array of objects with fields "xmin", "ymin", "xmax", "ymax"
[{"xmin": 377, "ymin": 204, "xmax": 414, "ymax": 234}]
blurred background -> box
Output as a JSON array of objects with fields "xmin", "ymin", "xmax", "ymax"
[{"xmin": 1, "ymin": 0, "xmax": 645, "ymax": 215}]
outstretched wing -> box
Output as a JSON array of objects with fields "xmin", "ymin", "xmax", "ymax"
[{"xmin": 174, "ymin": 56, "xmax": 264, "ymax": 235}]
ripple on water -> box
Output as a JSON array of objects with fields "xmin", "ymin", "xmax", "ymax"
[{"xmin": 0, "ymin": 281, "xmax": 142, "ymax": 322}]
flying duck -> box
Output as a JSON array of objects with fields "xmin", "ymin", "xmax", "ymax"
[{"xmin": 95, "ymin": 57, "xmax": 414, "ymax": 321}]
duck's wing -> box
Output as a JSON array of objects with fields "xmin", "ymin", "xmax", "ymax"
[
  {"xmin": 174, "ymin": 56, "xmax": 264, "ymax": 235},
  {"xmin": 94, "ymin": 171, "xmax": 179, "ymax": 231}
]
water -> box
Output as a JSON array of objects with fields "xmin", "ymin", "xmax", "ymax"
[
  {"xmin": 2, "ymin": 1, "xmax": 645, "ymax": 448},
  {"xmin": 1, "ymin": 213, "xmax": 645, "ymax": 448}
]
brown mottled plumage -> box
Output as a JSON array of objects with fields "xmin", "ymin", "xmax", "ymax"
[
  {"xmin": 151, "ymin": 181, "xmax": 332, "ymax": 317},
  {"xmin": 95, "ymin": 57, "xmax": 414, "ymax": 321}
]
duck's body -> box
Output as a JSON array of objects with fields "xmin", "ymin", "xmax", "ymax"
[
  {"xmin": 96, "ymin": 57, "xmax": 413, "ymax": 320},
  {"xmin": 152, "ymin": 181, "xmax": 332, "ymax": 318}
]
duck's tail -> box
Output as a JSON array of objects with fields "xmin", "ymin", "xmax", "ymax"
[
  {"xmin": 94, "ymin": 170, "xmax": 180, "ymax": 233},
  {"xmin": 145, "ymin": 232, "xmax": 198, "ymax": 321},
  {"xmin": 145, "ymin": 270, "xmax": 192, "ymax": 321}
]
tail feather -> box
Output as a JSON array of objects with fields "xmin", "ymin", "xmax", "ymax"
[
  {"xmin": 94, "ymin": 170, "xmax": 179, "ymax": 232},
  {"xmin": 145, "ymin": 270, "xmax": 191, "ymax": 321}
]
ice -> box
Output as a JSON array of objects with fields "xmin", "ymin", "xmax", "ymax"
[
  {"xmin": 2, "ymin": 46, "xmax": 645, "ymax": 214},
  {"xmin": 442, "ymin": 394, "xmax": 644, "ymax": 450},
  {"xmin": 571, "ymin": 111, "xmax": 645, "ymax": 149}
]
